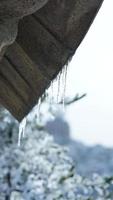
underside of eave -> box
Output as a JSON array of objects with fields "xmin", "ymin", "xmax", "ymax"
[{"xmin": 0, "ymin": 0, "xmax": 104, "ymax": 121}]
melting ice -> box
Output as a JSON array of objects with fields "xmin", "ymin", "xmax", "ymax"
[
  {"xmin": 18, "ymin": 65, "xmax": 68, "ymax": 146},
  {"xmin": 18, "ymin": 117, "xmax": 27, "ymax": 146}
]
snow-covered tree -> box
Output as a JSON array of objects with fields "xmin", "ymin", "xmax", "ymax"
[{"xmin": 0, "ymin": 108, "xmax": 113, "ymax": 200}]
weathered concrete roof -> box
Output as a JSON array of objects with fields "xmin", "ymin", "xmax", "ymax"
[{"xmin": 0, "ymin": 0, "xmax": 104, "ymax": 121}]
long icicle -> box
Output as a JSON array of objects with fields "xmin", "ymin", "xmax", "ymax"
[
  {"xmin": 18, "ymin": 117, "xmax": 27, "ymax": 146},
  {"xmin": 57, "ymin": 71, "xmax": 62, "ymax": 103},
  {"xmin": 62, "ymin": 64, "xmax": 68, "ymax": 109}
]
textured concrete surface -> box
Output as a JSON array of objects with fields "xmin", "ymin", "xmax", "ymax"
[{"xmin": 0, "ymin": 0, "xmax": 48, "ymax": 53}]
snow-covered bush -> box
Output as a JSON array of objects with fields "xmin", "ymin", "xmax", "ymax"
[{"xmin": 0, "ymin": 109, "xmax": 113, "ymax": 200}]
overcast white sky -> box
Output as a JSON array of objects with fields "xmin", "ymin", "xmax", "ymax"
[{"xmin": 65, "ymin": 0, "xmax": 113, "ymax": 147}]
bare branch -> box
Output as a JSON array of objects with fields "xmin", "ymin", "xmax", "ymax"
[{"xmin": 59, "ymin": 93, "xmax": 87, "ymax": 105}]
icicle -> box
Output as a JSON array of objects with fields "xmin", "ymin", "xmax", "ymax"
[
  {"xmin": 57, "ymin": 71, "xmax": 62, "ymax": 103},
  {"xmin": 22, "ymin": 117, "xmax": 27, "ymax": 138},
  {"xmin": 18, "ymin": 117, "xmax": 27, "ymax": 146},
  {"xmin": 37, "ymin": 98, "xmax": 41, "ymax": 114},
  {"xmin": 50, "ymin": 81, "xmax": 54, "ymax": 105},
  {"xmin": 34, "ymin": 98, "xmax": 41, "ymax": 119},
  {"xmin": 62, "ymin": 64, "xmax": 68, "ymax": 110}
]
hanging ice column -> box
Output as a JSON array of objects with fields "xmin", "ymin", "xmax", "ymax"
[
  {"xmin": 18, "ymin": 117, "xmax": 27, "ymax": 146},
  {"xmin": 62, "ymin": 64, "xmax": 68, "ymax": 109},
  {"xmin": 17, "ymin": 64, "xmax": 68, "ymax": 146},
  {"xmin": 48, "ymin": 64, "xmax": 68, "ymax": 107}
]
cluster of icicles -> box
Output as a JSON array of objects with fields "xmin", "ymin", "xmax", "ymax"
[{"xmin": 18, "ymin": 65, "xmax": 68, "ymax": 146}]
